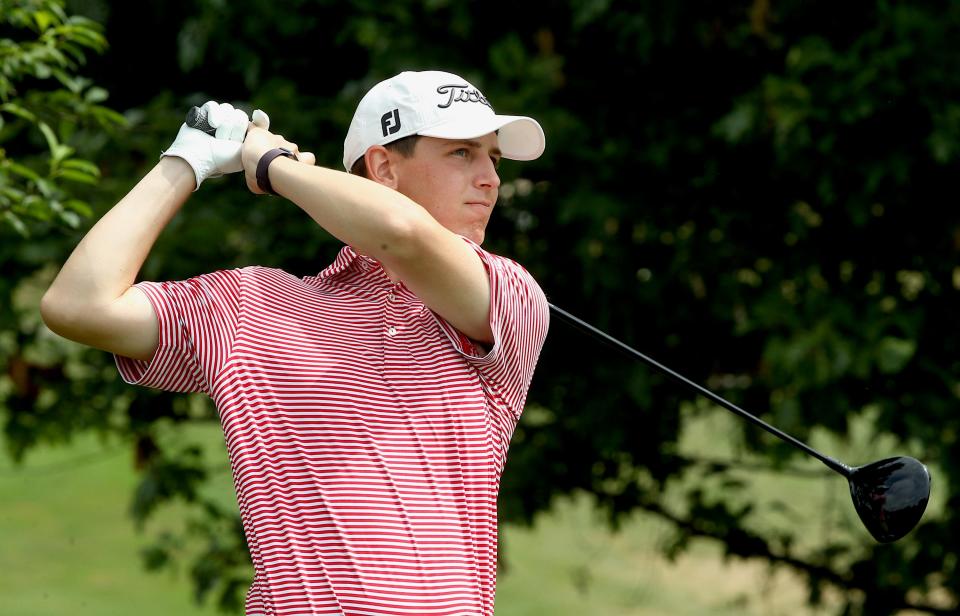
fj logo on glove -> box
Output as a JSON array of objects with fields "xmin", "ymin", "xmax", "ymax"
[
  {"xmin": 436, "ymin": 84, "xmax": 492, "ymax": 110},
  {"xmin": 381, "ymin": 109, "xmax": 401, "ymax": 137}
]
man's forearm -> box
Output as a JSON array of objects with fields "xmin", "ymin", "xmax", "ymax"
[
  {"xmin": 268, "ymin": 157, "xmax": 431, "ymax": 262},
  {"xmin": 264, "ymin": 155, "xmax": 495, "ymax": 343},
  {"xmin": 43, "ymin": 157, "xmax": 195, "ymax": 313}
]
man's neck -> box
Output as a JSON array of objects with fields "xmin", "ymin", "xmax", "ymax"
[
  {"xmin": 353, "ymin": 245, "xmax": 401, "ymax": 282},
  {"xmin": 383, "ymin": 266, "xmax": 400, "ymax": 283}
]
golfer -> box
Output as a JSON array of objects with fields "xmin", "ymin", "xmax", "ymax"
[{"xmin": 40, "ymin": 70, "xmax": 550, "ymax": 616}]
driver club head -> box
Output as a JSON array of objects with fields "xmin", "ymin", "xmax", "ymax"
[{"xmin": 848, "ymin": 456, "xmax": 931, "ymax": 543}]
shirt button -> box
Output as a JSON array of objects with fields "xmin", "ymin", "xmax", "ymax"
[{"xmin": 387, "ymin": 326, "xmax": 397, "ymax": 336}]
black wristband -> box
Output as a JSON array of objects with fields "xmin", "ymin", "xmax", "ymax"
[{"xmin": 256, "ymin": 147, "xmax": 297, "ymax": 195}]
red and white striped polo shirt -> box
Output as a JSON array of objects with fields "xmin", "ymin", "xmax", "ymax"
[{"xmin": 114, "ymin": 237, "xmax": 549, "ymax": 616}]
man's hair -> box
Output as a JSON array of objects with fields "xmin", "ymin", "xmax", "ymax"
[{"xmin": 349, "ymin": 134, "xmax": 421, "ymax": 178}]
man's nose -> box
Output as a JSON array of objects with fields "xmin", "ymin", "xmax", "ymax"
[{"xmin": 476, "ymin": 158, "xmax": 501, "ymax": 189}]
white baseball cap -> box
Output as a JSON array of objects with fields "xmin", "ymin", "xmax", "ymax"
[{"xmin": 343, "ymin": 70, "xmax": 546, "ymax": 171}]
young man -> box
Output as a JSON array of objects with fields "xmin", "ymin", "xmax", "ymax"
[{"xmin": 40, "ymin": 70, "xmax": 549, "ymax": 616}]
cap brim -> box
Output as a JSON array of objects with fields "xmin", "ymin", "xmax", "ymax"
[{"xmin": 417, "ymin": 114, "xmax": 545, "ymax": 161}]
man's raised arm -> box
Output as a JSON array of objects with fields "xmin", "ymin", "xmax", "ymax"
[
  {"xmin": 240, "ymin": 126, "xmax": 496, "ymax": 345},
  {"xmin": 40, "ymin": 102, "xmax": 254, "ymax": 361}
]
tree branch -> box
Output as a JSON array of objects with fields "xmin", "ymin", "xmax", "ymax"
[{"xmin": 636, "ymin": 498, "xmax": 955, "ymax": 615}]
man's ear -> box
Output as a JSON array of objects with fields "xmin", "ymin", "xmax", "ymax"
[{"xmin": 365, "ymin": 146, "xmax": 399, "ymax": 189}]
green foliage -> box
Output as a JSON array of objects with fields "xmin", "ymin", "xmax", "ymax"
[
  {"xmin": 0, "ymin": 0, "xmax": 123, "ymax": 236},
  {"xmin": 3, "ymin": 0, "xmax": 960, "ymax": 614}
]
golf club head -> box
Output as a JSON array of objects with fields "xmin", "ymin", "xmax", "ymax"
[{"xmin": 848, "ymin": 456, "xmax": 930, "ymax": 543}]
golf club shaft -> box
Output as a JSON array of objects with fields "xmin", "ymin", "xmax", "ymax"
[{"xmin": 548, "ymin": 303, "xmax": 853, "ymax": 477}]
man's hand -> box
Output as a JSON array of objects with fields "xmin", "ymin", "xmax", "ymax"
[
  {"xmin": 241, "ymin": 120, "xmax": 317, "ymax": 195},
  {"xmin": 162, "ymin": 101, "xmax": 252, "ymax": 190}
]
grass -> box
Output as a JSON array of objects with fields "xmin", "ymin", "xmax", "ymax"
[
  {"xmin": 0, "ymin": 403, "xmax": 934, "ymax": 615},
  {"xmin": 496, "ymin": 493, "xmax": 826, "ymax": 616},
  {"xmin": 0, "ymin": 430, "xmax": 223, "ymax": 616}
]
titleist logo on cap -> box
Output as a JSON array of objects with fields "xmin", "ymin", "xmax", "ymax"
[{"xmin": 436, "ymin": 84, "xmax": 493, "ymax": 110}]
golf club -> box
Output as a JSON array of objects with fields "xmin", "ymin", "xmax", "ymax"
[{"xmin": 549, "ymin": 303, "xmax": 931, "ymax": 543}]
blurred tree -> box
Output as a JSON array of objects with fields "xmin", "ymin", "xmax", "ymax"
[
  {"xmin": 0, "ymin": 0, "xmax": 125, "ymax": 465},
  {"xmin": 2, "ymin": 0, "xmax": 958, "ymax": 613},
  {"xmin": 0, "ymin": 0, "xmax": 124, "ymax": 235}
]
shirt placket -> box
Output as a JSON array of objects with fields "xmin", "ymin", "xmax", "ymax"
[{"xmin": 383, "ymin": 281, "xmax": 404, "ymax": 347}]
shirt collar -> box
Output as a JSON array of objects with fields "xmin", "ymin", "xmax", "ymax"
[{"xmin": 316, "ymin": 245, "xmax": 383, "ymax": 282}]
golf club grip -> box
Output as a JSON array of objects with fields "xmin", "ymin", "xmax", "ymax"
[
  {"xmin": 185, "ymin": 106, "xmax": 216, "ymax": 135},
  {"xmin": 547, "ymin": 303, "xmax": 852, "ymax": 476}
]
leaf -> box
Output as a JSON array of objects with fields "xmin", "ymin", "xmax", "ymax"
[
  {"xmin": 59, "ymin": 23, "xmax": 107, "ymax": 52},
  {"xmin": 55, "ymin": 168, "xmax": 97, "ymax": 184},
  {"xmin": 37, "ymin": 121, "xmax": 59, "ymax": 152},
  {"xmin": 0, "ymin": 186, "xmax": 22, "ymax": 206},
  {"xmin": 8, "ymin": 162, "xmax": 41, "ymax": 182},
  {"xmin": 50, "ymin": 143, "xmax": 75, "ymax": 164},
  {"xmin": 714, "ymin": 99, "xmax": 759, "ymax": 144},
  {"xmin": 57, "ymin": 209, "xmax": 81, "ymax": 228},
  {"xmin": 52, "ymin": 68, "xmax": 81, "ymax": 93},
  {"xmin": 0, "ymin": 102, "xmax": 37, "ymax": 122},
  {"xmin": 60, "ymin": 158, "xmax": 100, "ymax": 177},
  {"xmin": 64, "ymin": 198, "xmax": 92, "ymax": 217},
  {"xmin": 0, "ymin": 76, "xmax": 14, "ymax": 101},
  {"xmin": 60, "ymin": 41, "xmax": 86, "ymax": 64},
  {"xmin": 34, "ymin": 177, "xmax": 55, "ymax": 198},
  {"xmin": 91, "ymin": 105, "xmax": 127, "ymax": 128},
  {"xmin": 22, "ymin": 194, "xmax": 51, "ymax": 219},
  {"xmin": 140, "ymin": 544, "xmax": 172, "ymax": 571},
  {"xmin": 84, "ymin": 86, "xmax": 108, "ymax": 104},
  {"xmin": 34, "ymin": 11, "xmax": 56, "ymax": 33},
  {"xmin": 3, "ymin": 210, "xmax": 29, "ymax": 237},
  {"xmin": 876, "ymin": 337, "xmax": 917, "ymax": 374}
]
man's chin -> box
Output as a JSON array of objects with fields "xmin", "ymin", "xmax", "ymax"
[{"xmin": 449, "ymin": 223, "xmax": 485, "ymax": 245}]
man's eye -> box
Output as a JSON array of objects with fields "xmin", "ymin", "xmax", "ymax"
[{"xmin": 452, "ymin": 149, "xmax": 469, "ymax": 157}]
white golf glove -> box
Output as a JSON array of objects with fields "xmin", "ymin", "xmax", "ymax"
[
  {"xmin": 162, "ymin": 101, "xmax": 270, "ymax": 190},
  {"xmin": 251, "ymin": 108, "xmax": 270, "ymax": 131}
]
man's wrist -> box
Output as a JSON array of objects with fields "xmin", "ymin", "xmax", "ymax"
[
  {"xmin": 158, "ymin": 156, "xmax": 201, "ymax": 192},
  {"xmin": 256, "ymin": 148, "xmax": 297, "ymax": 195}
]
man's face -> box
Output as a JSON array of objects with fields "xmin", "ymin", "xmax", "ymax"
[{"xmin": 392, "ymin": 133, "xmax": 502, "ymax": 244}]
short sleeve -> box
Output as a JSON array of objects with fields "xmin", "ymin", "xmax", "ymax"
[
  {"xmin": 113, "ymin": 268, "xmax": 243, "ymax": 394},
  {"xmin": 432, "ymin": 238, "xmax": 550, "ymax": 420}
]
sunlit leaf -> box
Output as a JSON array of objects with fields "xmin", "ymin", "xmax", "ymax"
[
  {"xmin": 55, "ymin": 168, "xmax": 97, "ymax": 184},
  {"xmin": 3, "ymin": 209, "xmax": 29, "ymax": 236},
  {"xmin": 876, "ymin": 337, "xmax": 917, "ymax": 374}
]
